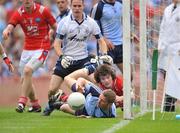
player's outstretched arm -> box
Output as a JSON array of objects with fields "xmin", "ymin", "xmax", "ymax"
[
  {"xmin": 2, "ymin": 24, "xmax": 14, "ymax": 40},
  {"xmin": 0, "ymin": 44, "xmax": 14, "ymax": 72}
]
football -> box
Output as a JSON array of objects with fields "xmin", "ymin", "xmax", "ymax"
[{"xmin": 67, "ymin": 92, "xmax": 86, "ymax": 110}]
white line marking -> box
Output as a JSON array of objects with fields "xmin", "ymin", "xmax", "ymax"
[
  {"xmin": 102, "ymin": 120, "xmax": 130, "ymax": 133},
  {"xmin": 102, "ymin": 112, "xmax": 148, "ymax": 133}
]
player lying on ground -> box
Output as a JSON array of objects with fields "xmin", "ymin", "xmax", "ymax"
[
  {"xmin": 44, "ymin": 77, "xmax": 117, "ymax": 118},
  {"xmin": 43, "ymin": 63, "xmax": 124, "ymax": 116},
  {"xmin": 0, "ymin": 43, "xmax": 14, "ymax": 72}
]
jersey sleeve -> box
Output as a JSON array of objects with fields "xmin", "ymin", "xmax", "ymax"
[
  {"xmin": 43, "ymin": 7, "xmax": 56, "ymax": 26},
  {"xmin": 91, "ymin": 19, "xmax": 102, "ymax": 39},
  {"xmin": 84, "ymin": 83, "xmax": 102, "ymax": 97},
  {"xmin": 8, "ymin": 10, "xmax": 21, "ymax": 27},
  {"xmin": 55, "ymin": 18, "xmax": 67, "ymax": 39}
]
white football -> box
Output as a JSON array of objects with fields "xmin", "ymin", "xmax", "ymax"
[{"xmin": 67, "ymin": 92, "xmax": 86, "ymax": 110}]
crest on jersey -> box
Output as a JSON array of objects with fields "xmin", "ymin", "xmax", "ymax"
[{"xmin": 35, "ymin": 18, "xmax": 41, "ymax": 23}]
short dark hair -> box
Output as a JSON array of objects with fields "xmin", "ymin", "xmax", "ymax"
[
  {"xmin": 94, "ymin": 64, "xmax": 116, "ymax": 83},
  {"xmin": 71, "ymin": 0, "xmax": 84, "ymax": 3},
  {"xmin": 103, "ymin": 89, "xmax": 116, "ymax": 104}
]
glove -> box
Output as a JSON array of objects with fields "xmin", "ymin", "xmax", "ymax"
[
  {"xmin": 3, "ymin": 57, "xmax": 14, "ymax": 72},
  {"xmin": 99, "ymin": 54, "xmax": 113, "ymax": 65},
  {"xmin": 60, "ymin": 55, "xmax": 73, "ymax": 69}
]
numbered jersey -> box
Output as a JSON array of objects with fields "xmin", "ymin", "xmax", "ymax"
[{"xmin": 9, "ymin": 3, "xmax": 56, "ymax": 50}]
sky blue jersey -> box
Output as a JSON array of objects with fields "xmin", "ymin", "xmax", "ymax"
[
  {"xmin": 73, "ymin": 83, "xmax": 116, "ymax": 118},
  {"xmin": 91, "ymin": 0, "xmax": 123, "ymax": 46}
]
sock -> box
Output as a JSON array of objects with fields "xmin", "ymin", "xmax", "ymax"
[
  {"xmin": 30, "ymin": 99, "xmax": 40, "ymax": 108},
  {"xmin": 59, "ymin": 94, "xmax": 68, "ymax": 102},
  {"xmin": 18, "ymin": 96, "xmax": 28, "ymax": 107}
]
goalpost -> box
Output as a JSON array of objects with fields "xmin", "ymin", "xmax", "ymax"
[
  {"xmin": 123, "ymin": 0, "xmax": 147, "ymax": 119},
  {"xmin": 122, "ymin": 0, "xmax": 131, "ymax": 120}
]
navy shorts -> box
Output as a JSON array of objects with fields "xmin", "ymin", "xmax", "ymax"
[
  {"xmin": 53, "ymin": 57, "xmax": 91, "ymax": 78},
  {"xmin": 108, "ymin": 45, "xmax": 123, "ymax": 64}
]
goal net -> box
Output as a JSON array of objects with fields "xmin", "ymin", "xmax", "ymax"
[{"xmin": 125, "ymin": 0, "xmax": 180, "ymax": 120}]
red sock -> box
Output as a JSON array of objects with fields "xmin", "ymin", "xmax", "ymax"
[
  {"xmin": 18, "ymin": 96, "xmax": 28, "ymax": 106},
  {"xmin": 59, "ymin": 94, "xmax": 69, "ymax": 102},
  {"xmin": 30, "ymin": 99, "xmax": 40, "ymax": 107}
]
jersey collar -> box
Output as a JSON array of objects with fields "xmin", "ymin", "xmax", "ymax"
[{"xmin": 70, "ymin": 12, "xmax": 87, "ymax": 25}]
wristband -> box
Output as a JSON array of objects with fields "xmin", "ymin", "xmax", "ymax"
[{"xmin": 2, "ymin": 53, "xmax": 7, "ymax": 59}]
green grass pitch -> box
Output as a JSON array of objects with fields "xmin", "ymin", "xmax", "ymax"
[{"xmin": 0, "ymin": 108, "xmax": 180, "ymax": 133}]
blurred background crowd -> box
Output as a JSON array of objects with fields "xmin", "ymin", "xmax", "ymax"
[{"xmin": 0, "ymin": 0, "xmax": 172, "ymax": 78}]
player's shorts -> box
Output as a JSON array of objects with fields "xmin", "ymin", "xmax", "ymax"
[
  {"xmin": 108, "ymin": 45, "xmax": 123, "ymax": 64},
  {"xmin": 53, "ymin": 57, "xmax": 92, "ymax": 78},
  {"xmin": 19, "ymin": 49, "xmax": 49, "ymax": 76}
]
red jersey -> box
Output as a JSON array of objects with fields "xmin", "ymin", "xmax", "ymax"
[
  {"xmin": 9, "ymin": 3, "xmax": 56, "ymax": 50},
  {"xmin": 99, "ymin": 76, "xmax": 123, "ymax": 96},
  {"xmin": 99, "ymin": 76, "xmax": 123, "ymax": 108}
]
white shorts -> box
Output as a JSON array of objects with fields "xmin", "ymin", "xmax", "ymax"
[{"xmin": 19, "ymin": 49, "xmax": 49, "ymax": 76}]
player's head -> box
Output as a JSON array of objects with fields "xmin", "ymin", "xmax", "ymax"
[
  {"xmin": 106, "ymin": 0, "xmax": 116, "ymax": 3},
  {"xmin": 173, "ymin": 0, "xmax": 180, "ymax": 3},
  {"xmin": 98, "ymin": 89, "xmax": 116, "ymax": 110},
  {"xmin": 70, "ymin": 0, "xmax": 84, "ymax": 18},
  {"xmin": 94, "ymin": 64, "xmax": 116, "ymax": 89},
  {"xmin": 21, "ymin": 0, "xmax": 34, "ymax": 9},
  {"xmin": 56, "ymin": 0, "xmax": 69, "ymax": 13}
]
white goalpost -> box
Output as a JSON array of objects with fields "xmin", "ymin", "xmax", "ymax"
[
  {"xmin": 123, "ymin": 0, "xmax": 148, "ymax": 119},
  {"xmin": 122, "ymin": 0, "xmax": 132, "ymax": 120},
  {"xmin": 139, "ymin": 0, "xmax": 148, "ymax": 114}
]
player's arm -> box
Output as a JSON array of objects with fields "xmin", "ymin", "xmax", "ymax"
[
  {"xmin": 91, "ymin": 4, "xmax": 114, "ymax": 50},
  {"xmin": 64, "ymin": 68, "xmax": 89, "ymax": 87},
  {"xmin": 97, "ymin": 37, "xmax": 108, "ymax": 54},
  {"xmin": 92, "ymin": 19, "xmax": 113, "ymax": 64},
  {"xmin": 53, "ymin": 38, "xmax": 63, "ymax": 56},
  {"xmin": 43, "ymin": 6, "xmax": 57, "ymax": 44},
  {"xmin": 0, "ymin": 44, "xmax": 14, "ymax": 72},
  {"xmin": 97, "ymin": 37, "xmax": 113, "ymax": 64},
  {"xmin": 2, "ymin": 24, "xmax": 15, "ymax": 40},
  {"xmin": 71, "ymin": 77, "xmax": 101, "ymax": 97},
  {"xmin": 49, "ymin": 23, "xmax": 57, "ymax": 45}
]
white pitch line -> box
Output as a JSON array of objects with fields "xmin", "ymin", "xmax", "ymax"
[
  {"xmin": 102, "ymin": 120, "xmax": 130, "ymax": 133},
  {"xmin": 102, "ymin": 112, "xmax": 148, "ymax": 133}
]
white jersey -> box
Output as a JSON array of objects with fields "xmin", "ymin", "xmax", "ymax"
[
  {"xmin": 158, "ymin": 3, "xmax": 180, "ymax": 70},
  {"xmin": 56, "ymin": 13, "xmax": 102, "ymax": 60}
]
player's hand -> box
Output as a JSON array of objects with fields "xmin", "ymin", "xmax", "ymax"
[
  {"xmin": 60, "ymin": 55, "xmax": 73, "ymax": 69},
  {"xmin": 104, "ymin": 38, "xmax": 115, "ymax": 50},
  {"xmin": 99, "ymin": 54, "xmax": 113, "ymax": 65},
  {"xmin": 2, "ymin": 29, "xmax": 10, "ymax": 40},
  {"xmin": 3, "ymin": 57, "xmax": 14, "ymax": 72}
]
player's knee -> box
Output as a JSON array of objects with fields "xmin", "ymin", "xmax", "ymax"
[
  {"xmin": 23, "ymin": 66, "xmax": 33, "ymax": 76},
  {"xmin": 64, "ymin": 76, "xmax": 69, "ymax": 84}
]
